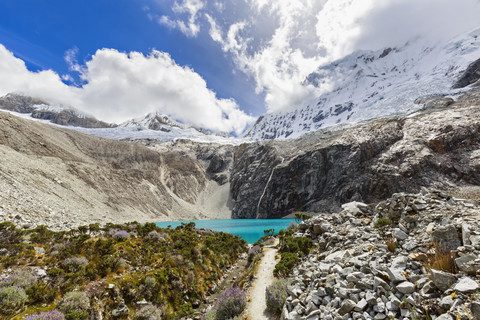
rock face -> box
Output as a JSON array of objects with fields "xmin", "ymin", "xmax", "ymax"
[
  {"xmin": 281, "ymin": 189, "xmax": 480, "ymax": 320},
  {"xmin": 231, "ymin": 90, "xmax": 480, "ymax": 218},
  {"xmin": 452, "ymin": 57, "xmax": 480, "ymax": 89}
]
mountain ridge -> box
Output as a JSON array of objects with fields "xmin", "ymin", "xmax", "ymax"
[{"xmin": 244, "ymin": 28, "xmax": 480, "ymax": 140}]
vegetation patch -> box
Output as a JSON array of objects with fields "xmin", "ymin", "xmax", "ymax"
[
  {"xmin": 0, "ymin": 221, "xmax": 247, "ymax": 319},
  {"xmin": 274, "ymin": 229, "xmax": 312, "ymax": 277}
]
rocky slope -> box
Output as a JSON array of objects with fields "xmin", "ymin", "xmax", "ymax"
[
  {"xmin": 230, "ymin": 89, "xmax": 480, "ymax": 219},
  {"xmin": 245, "ymin": 28, "xmax": 480, "ymax": 140},
  {"xmin": 281, "ymin": 189, "xmax": 480, "ymax": 320},
  {"xmin": 0, "ymin": 111, "xmax": 234, "ymax": 230}
]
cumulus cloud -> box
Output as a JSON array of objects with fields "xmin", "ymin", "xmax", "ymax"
[
  {"xmin": 158, "ymin": 0, "xmax": 204, "ymax": 37},
  {"xmin": 203, "ymin": 0, "xmax": 480, "ymax": 113},
  {"xmin": 0, "ymin": 44, "xmax": 254, "ymax": 134}
]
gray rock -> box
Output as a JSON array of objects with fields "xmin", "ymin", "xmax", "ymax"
[
  {"xmin": 36, "ymin": 268, "xmax": 47, "ymax": 277},
  {"xmin": 431, "ymin": 225, "xmax": 461, "ymax": 250},
  {"xmin": 396, "ymin": 281, "xmax": 415, "ymax": 294},
  {"xmin": 394, "ymin": 228, "xmax": 408, "ymax": 241},
  {"xmin": 355, "ymin": 298, "xmax": 368, "ymax": 312},
  {"xmin": 338, "ymin": 299, "xmax": 356, "ymax": 316},
  {"xmin": 439, "ymin": 295, "xmax": 454, "ymax": 310},
  {"xmin": 470, "ymin": 302, "xmax": 480, "ymax": 320},
  {"xmin": 436, "ymin": 314, "xmax": 453, "ymax": 320},
  {"xmin": 454, "ymin": 277, "xmax": 479, "ymax": 293},
  {"xmin": 34, "ymin": 247, "xmax": 45, "ymax": 255},
  {"xmin": 462, "ymin": 223, "xmax": 472, "ymax": 246},
  {"xmin": 112, "ymin": 299, "xmax": 129, "ymax": 317},
  {"xmin": 386, "ymin": 268, "xmax": 407, "ymax": 283},
  {"xmin": 430, "ymin": 269, "xmax": 457, "ymax": 292},
  {"xmin": 455, "ymin": 254, "xmax": 478, "ymax": 274}
]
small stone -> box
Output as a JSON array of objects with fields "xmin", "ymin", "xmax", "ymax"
[
  {"xmin": 439, "ymin": 295, "xmax": 454, "ymax": 310},
  {"xmin": 36, "ymin": 268, "xmax": 47, "ymax": 277},
  {"xmin": 394, "ymin": 228, "xmax": 408, "ymax": 241},
  {"xmin": 455, "ymin": 254, "xmax": 477, "ymax": 274},
  {"xmin": 436, "ymin": 314, "xmax": 453, "ymax": 320},
  {"xmin": 386, "ymin": 268, "xmax": 407, "ymax": 283},
  {"xmin": 354, "ymin": 298, "xmax": 368, "ymax": 312},
  {"xmin": 338, "ymin": 299, "xmax": 356, "ymax": 316},
  {"xmin": 396, "ymin": 281, "xmax": 415, "ymax": 294},
  {"xmin": 454, "ymin": 277, "xmax": 479, "ymax": 293},
  {"xmin": 34, "ymin": 247, "xmax": 45, "ymax": 255}
]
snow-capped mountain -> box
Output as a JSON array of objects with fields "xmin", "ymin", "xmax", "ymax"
[
  {"xmin": 0, "ymin": 94, "xmax": 241, "ymax": 144},
  {"xmin": 244, "ymin": 28, "xmax": 480, "ymax": 140}
]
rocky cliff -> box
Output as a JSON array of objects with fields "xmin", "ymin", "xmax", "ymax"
[{"xmin": 231, "ymin": 90, "xmax": 480, "ymax": 218}]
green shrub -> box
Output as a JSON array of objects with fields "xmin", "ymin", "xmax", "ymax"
[
  {"xmin": 374, "ymin": 217, "xmax": 392, "ymax": 229},
  {"xmin": 26, "ymin": 282, "xmax": 57, "ymax": 304},
  {"xmin": 58, "ymin": 291, "xmax": 90, "ymax": 320},
  {"xmin": 274, "ymin": 252, "xmax": 299, "ymax": 277},
  {"xmin": 266, "ymin": 279, "xmax": 288, "ymax": 313},
  {"xmin": 294, "ymin": 212, "xmax": 312, "ymax": 223},
  {"xmin": 178, "ymin": 302, "xmax": 193, "ymax": 317},
  {"xmin": 30, "ymin": 225, "xmax": 55, "ymax": 244},
  {"xmin": 0, "ymin": 221, "xmax": 22, "ymax": 244},
  {"xmin": 62, "ymin": 256, "xmax": 89, "ymax": 273},
  {"xmin": 0, "ymin": 285, "xmax": 28, "ymax": 315}
]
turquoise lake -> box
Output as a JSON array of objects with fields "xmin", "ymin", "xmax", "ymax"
[{"xmin": 155, "ymin": 219, "xmax": 296, "ymax": 244}]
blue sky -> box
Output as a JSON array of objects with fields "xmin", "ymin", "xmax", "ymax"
[
  {"xmin": 0, "ymin": 0, "xmax": 479, "ymax": 134},
  {"xmin": 0, "ymin": 0, "xmax": 264, "ymax": 117}
]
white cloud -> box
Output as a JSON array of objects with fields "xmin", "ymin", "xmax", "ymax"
[
  {"xmin": 204, "ymin": 0, "xmax": 480, "ymax": 113},
  {"xmin": 0, "ymin": 44, "xmax": 254, "ymax": 134},
  {"xmin": 158, "ymin": 0, "xmax": 204, "ymax": 37},
  {"xmin": 205, "ymin": 14, "xmax": 223, "ymax": 43}
]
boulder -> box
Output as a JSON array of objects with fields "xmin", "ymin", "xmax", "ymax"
[
  {"xmin": 430, "ymin": 269, "xmax": 457, "ymax": 292},
  {"xmin": 454, "ymin": 277, "xmax": 479, "ymax": 293},
  {"xmin": 431, "ymin": 225, "xmax": 461, "ymax": 250}
]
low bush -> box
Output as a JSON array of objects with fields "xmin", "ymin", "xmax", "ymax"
[
  {"xmin": 374, "ymin": 217, "xmax": 392, "ymax": 229},
  {"xmin": 0, "ymin": 270, "xmax": 37, "ymax": 289},
  {"xmin": 134, "ymin": 304, "xmax": 162, "ymax": 320},
  {"xmin": 294, "ymin": 212, "xmax": 312, "ymax": 223},
  {"xmin": 215, "ymin": 287, "xmax": 246, "ymax": 320},
  {"xmin": 0, "ymin": 285, "xmax": 28, "ymax": 315},
  {"xmin": 24, "ymin": 310, "xmax": 66, "ymax": 320},
  {"xmin": 63, "ymin": 256, "xmax": 89, "ymax": 273},
  {"xmin": 274, "ymin": 252, "xmax": 299, "ymax": 277},
  {"xmin": 112, "ymin": 230, "xmax": 131, "ymax": 241},
  {"xmin": 266, "ymin": 279, "xmax": 289, "ymax": 313},
  {"xmin": 58, "ymin": 291, "xmax": 90, "ymax": 320}
]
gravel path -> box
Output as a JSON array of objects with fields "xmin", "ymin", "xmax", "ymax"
[{"xmin": 245, "ymin": 239, "xmax": 280, "ymax": 320}]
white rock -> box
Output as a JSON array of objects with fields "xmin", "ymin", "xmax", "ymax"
[
  {"xmin": 396, "ymin": 281, "xmax": 415, "ymax": 294},
  {"xmin": 454, "ymin": 277, "xmax": 479, "ymax": 293}
]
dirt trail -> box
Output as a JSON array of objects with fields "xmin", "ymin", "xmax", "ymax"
[{"xmin": 245, "ymin": 239, "xmax": 280, "ymax": 320}]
